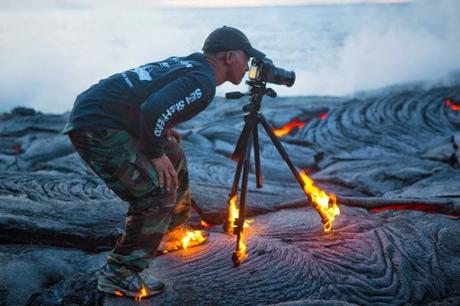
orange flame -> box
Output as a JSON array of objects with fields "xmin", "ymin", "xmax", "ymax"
[
  {"xmin": 226, "ymin": 194, "xmax": 253, "ymax": 263},
  {"xmin": 226, "ymin": 194, "xmax": 252, "ymax": 232},
  {"xmin": 234, "ymin": 230, "xmax": 248, "ymax": 264},
  {"xmin": 273, "ymin": 118, "xmax": 305, "ymax": 137},
  {"xmin": 114, "ymin": 290, "xmax": 124, "ymax": 297},
  {"xmin": 227, "ymin": 195, "xmax": 239, "ymax": 231},
  {"xmin": 134, "ymin": 284, "xmax": 149, "ymax": 301},
  {"xmin": 181, "ymin": 230, "xmax": 207, "ymax": 249},
  {"xmin": 299, "ymin": 170, "xmax": 340, "ymax": 232},
  {"xmin": 445, "ymin": 98, "xmax": 460, "ymax": 111}
]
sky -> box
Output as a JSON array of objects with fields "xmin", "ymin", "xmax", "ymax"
[
  {"xmin": 158, "ymin": 0, "xmax": 412, "ymax": 7},
  {"xmin": 0, "ymin": 0, "xmax": 413, "ymax": 9}
]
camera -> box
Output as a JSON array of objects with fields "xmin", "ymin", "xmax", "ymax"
[{"xmin": 248, "ymin": 58, "xmax": 295, "ymax": 87}]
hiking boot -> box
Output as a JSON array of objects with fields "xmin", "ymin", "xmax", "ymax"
[
  {"xmin": 97, "ymin": 265, "xmax": 164, "ymax": 299},
  {"xmin": 158, "ymin": 225, "xmax": 209, "ymax": 253}
]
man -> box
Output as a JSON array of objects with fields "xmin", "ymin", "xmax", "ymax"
[{"xmin": 63, "ymin": 26, "xmax": 265, "ymax": 298}]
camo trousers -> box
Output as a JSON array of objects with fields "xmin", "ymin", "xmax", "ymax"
[{"xmin": 68, "ymin": 129, "xmax": 190, "ymax": 274}]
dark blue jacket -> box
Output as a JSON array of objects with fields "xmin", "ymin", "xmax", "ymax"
[{"xmin": 64, "ymin": 53, "xmax": 216, "ymax": 158}]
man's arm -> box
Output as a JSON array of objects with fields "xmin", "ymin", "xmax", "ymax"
[{"xmin": 140, "ymin": 72, "xmax": 215, "ymax": 191}]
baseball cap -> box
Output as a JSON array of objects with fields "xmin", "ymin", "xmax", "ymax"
[{"xmin": 202, "ymin": 26, "xmax": 265, "ymax": 61}]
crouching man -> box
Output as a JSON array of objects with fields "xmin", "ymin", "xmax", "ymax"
[{"xmin": 63, "ymin": 26, "xmax": 266, "ymax": 298}]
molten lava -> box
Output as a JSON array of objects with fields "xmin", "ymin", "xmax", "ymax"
[
  {"xmin": 445, "ymin": 98, "xmax": 460, "ymax": 111},
  {"xmin": 181, "ymin": 230, "xmax": 207, "ymax": 249},
  {"xmin": 370, "ymin": 204, "xmax": 460, "ymax": 217},
  {"xmin": 12, "ymin": 144, "xmax": 22, "ymax": 154},
  {"xmin": 273, "ymin": 118, "xmax": 305, "ymax": 137},
  {"xmin": 273, "ymin": 114, "xmax": 329, "ymax": 137},
  {"xmin": 299, "ymin": 170, "xmax": 340, "ymax": 232}
]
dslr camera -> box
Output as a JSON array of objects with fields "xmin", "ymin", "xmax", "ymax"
[{"xmin": 248, "ymin": 58, "xmax": 295, "ymax": 87}]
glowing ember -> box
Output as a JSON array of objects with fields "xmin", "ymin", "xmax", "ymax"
[
  {"xmin": 200, "ymin": 220, "xmax": 211, "ymax": 227},
  {"xmin": 319, "ymin": 113, "xmax": 328, "ymax": 120},
  {"xmin": 181, "ymin": 230, "xmax": 206, "ymax": 249},
  {"xmin": 134, "ymin": 284, "xmax": 149, "ymax": 301},
  {"xmin": 444, "ymin": 98, "xmax": 460, "ymax": 111},
  {"xmin": 299, "ymin": 170, "xmax": 340, "ymax": 232},
  {"xmin": 234, "ymin": 230, "xmax": 248, "ymax": 264},
  {"xmin": 12, "ymin": 144, "xmax": 23, "ymax": 154},
  {"xmin": 273, "ymin": 118, "xmax": 305, "ymax": 137},
  {"xmin": 114, "ymin": 290, "xmax": 124, "ymax": 297}
]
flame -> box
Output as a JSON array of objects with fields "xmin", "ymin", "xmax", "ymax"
[
  {"xmin": 445, "ymin": 98, "xmax": 460, "ymax": 111},
  {"xmin": 226, "ymin": 194, "xmax": 253, "ymax": 263},
  {"xmin": 299, "ymin": 170, "xmax": 340, "ymax": 232},
  {"xmin": 134, "ymin": 284, "xmax": 149, "ymax": 301},
  {"xmin": 234, "ymin": 230, "xmax": 248, "ymax": 264},
  {"xmin": 181, "ymin": 230, "xmax": 206, "ymax": 249},
  {"xmin": 114, "ymin": 290, "xmax": 124, "ymax": 297},
  {"xmin": 226, "ymin": 194, "xmax": 252, "ymax": 232},
  {"xmin": 227, "ymin": 195, "xmax": 239, "ymax": 230},
  {"xmin": 273, "ymin": 118, "xmax": 305, "ymax": 137}
]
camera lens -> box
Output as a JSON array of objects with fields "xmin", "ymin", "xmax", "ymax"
[
  {"xmin": 271, "ymin": 67, "xmax": 296, "ymax": 87},
  {"xmin": 265, "ymin": 65, "xmax": 296, "ymax": 87}
]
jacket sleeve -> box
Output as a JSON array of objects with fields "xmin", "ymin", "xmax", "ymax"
[{"xmin": 139, "ymin": 72, "xmax": 214, "ymax": 159}]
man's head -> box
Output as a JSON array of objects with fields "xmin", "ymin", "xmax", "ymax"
[{"xmin": 203, "ymin": 26, "xmax": 265, "ymax": 86}]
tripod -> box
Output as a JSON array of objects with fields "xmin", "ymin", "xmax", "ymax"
[{"xmin": 223, "ymin": 80, "xmax": 329, "ymax": 266}]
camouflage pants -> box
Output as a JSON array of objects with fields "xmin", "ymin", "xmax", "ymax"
[{"xmin": 69, "ymin": 129, "xmax": 190, "ymax": 273}]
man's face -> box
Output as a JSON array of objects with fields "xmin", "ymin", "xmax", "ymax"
[{"xmin": 227, "ymin": 51, "xmax": 249, "ymax": 85}]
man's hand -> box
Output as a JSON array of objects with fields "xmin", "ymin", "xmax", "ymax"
[
  {"xmin": 165, "ymin": 128, "xmax": 181, "ymax": 143},
  {"xmin": 151, "ymin": 154, "xmax": 178, "ymax": 191}
]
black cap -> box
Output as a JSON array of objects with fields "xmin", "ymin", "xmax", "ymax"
[{"xmin": 202, "ymin": 26, "xmax": 265, "ymax": 61}]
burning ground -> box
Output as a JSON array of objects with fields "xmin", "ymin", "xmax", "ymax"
[{"xmin": 0, "ymin": 85, "xmax": 459, "ymax": 305}]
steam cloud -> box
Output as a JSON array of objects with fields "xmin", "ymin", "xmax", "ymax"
[{"xmin": 293, "ymin": 0, "xmax": 460, "ymax": 97}]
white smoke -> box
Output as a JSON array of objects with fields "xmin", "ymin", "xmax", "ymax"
[{"xmin": 291, "ymin": 0, "xmax": 460, "ymax": 96}]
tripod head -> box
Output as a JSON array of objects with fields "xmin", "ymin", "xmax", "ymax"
[{"xmin": 225, "ymin": 80, "xmax": 278, "ymax": 113}]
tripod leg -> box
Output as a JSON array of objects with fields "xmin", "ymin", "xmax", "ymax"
[
  {"xmin": 259, "ymin": 114, "xmax": 304, "ymax": 188},
  {"xmin": 253, "ymin": 125, "xmax": 263, "ymax": 188},
  {"xmin": 260, "ymin": 114, "xmax": 337, "ymax": 231},
  {"xmin": 224, "ymin": 115, "xmax": 257, "ymax": 232},
  {"xmin": 232, "ymin": 135, "xmax": 252, "ymax": 266},
  {"xmin": 231, "ymin": 115, "xmax": 258, "ymax": 161},
  {"xmin": 223, "ymin": 158, "xmax": 244, "ymax": 232}
]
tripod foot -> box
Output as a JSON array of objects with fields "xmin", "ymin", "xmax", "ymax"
[{"xmin": 232, "ymin": 251, "xmax": 245, "ymax": 266}]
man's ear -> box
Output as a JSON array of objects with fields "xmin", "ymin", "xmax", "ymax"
[{"xmin": 224, "ymin": 51, "xmax": 234, "ymax": 65}]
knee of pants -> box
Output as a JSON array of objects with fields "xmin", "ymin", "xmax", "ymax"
[{"xmin": 128, "ymin": 188, "xmax": 177, "ymax": 213}]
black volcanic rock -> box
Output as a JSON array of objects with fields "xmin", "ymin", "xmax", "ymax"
[
  {"xmin": 103, "ymin": 206, "xmax": 460, "ymax": 306},
  {"xmin": 1, "ymin": 85, "xmax": 460, "ymax": 304}
]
